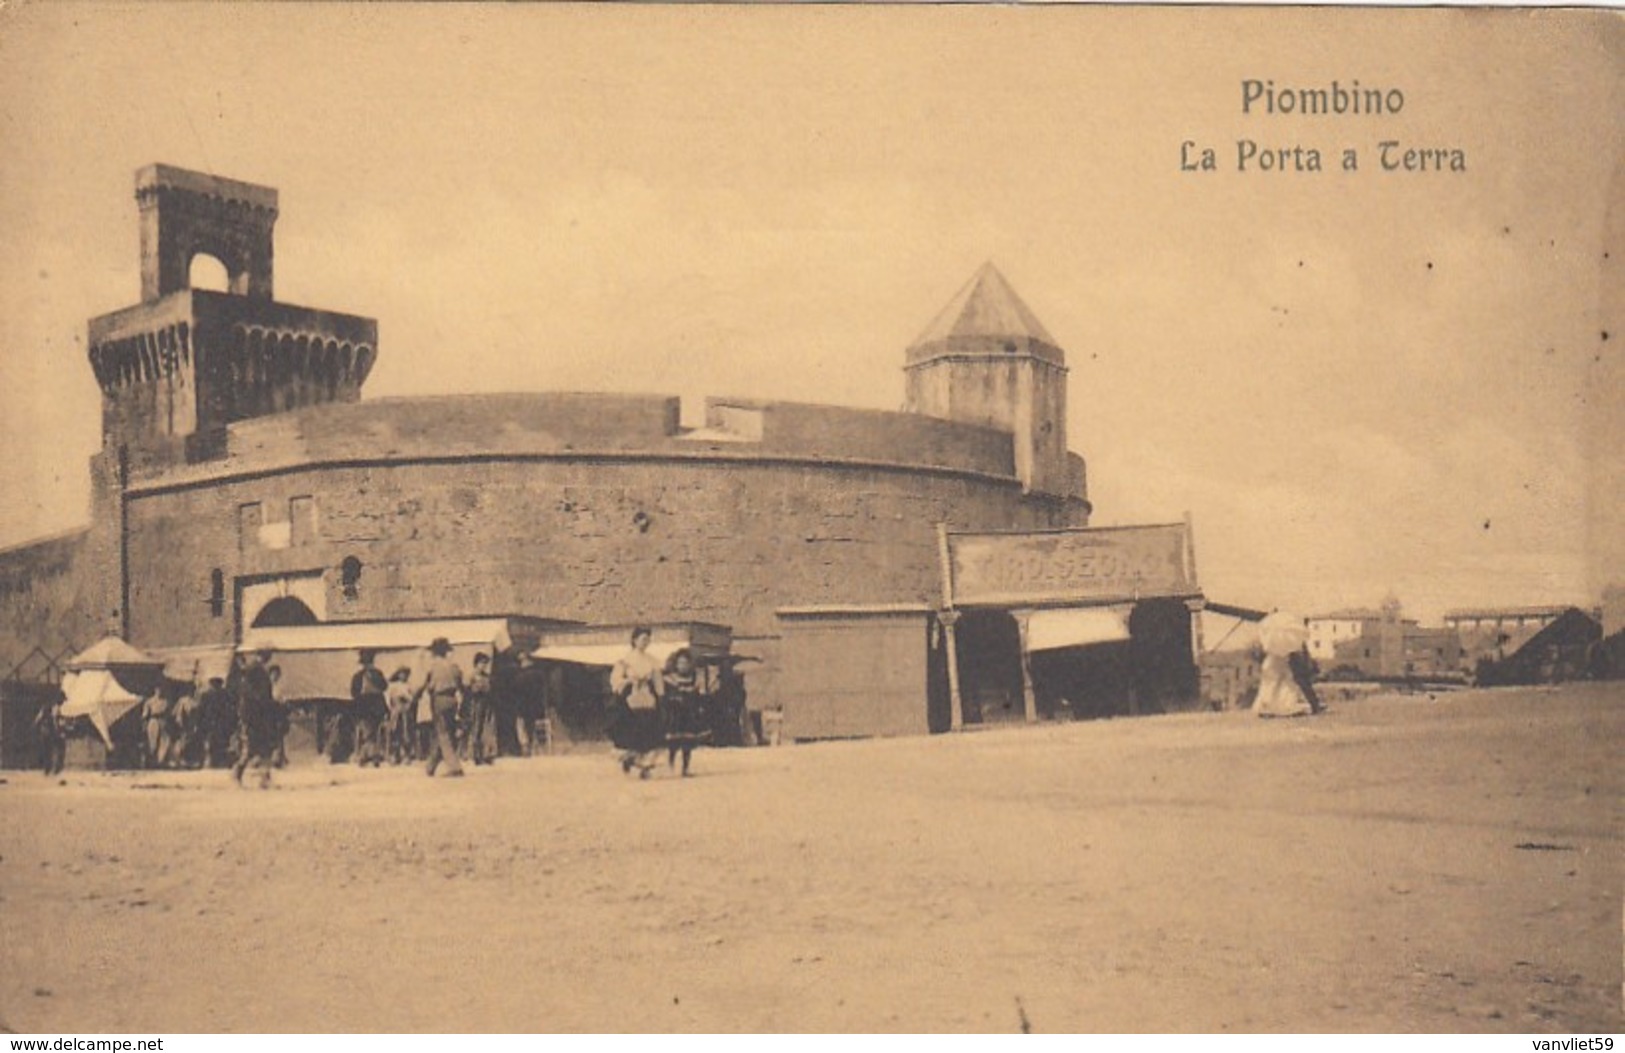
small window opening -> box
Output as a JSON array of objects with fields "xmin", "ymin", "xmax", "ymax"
[{"xmin": 340, "ymin": 556, "xmax": 363, "ymax": 600}]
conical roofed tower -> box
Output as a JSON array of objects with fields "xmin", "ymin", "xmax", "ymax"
[{"xmin": 904, "ymin": 263, "xmax": 1078, "ymax": 499}]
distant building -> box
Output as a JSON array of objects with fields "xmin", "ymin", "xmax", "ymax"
[
  {"xmin": 1443, "ymin": 605, "xmax": 1574, "ymax": 669},
  {"xmin": 1324, "ymin": 596, "xmax": 1463, "ymax": 680},
  {"xmin": 1198, "ymin": 648, "xmax": 1259, "ymax": 711},
  {"xmin": 1394, "ymin": 626, "xmax": 1467, "ymax": 679},
  {"xmin": 1473, "ymin": 607, "xmax": 1602, "ymax": 686},
  {"xmin": 1599, "ymin": 586, "xmax": 1625, "ymax": 639},
  {"xmin": 1306, "ymin": 608, "xmax": 1382, "ymax": 664}
]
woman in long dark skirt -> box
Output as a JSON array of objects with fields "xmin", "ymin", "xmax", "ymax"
[
  {"xmin": 660, "ymin": 648, "xmax": 710, "ymax": 777},
  {"xmin": 609, "ymin": 627, "xmax": 665, "ymax": 778}
]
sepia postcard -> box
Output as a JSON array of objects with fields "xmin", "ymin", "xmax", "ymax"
[{"xmin": 0, "ymin": 1, "xmax": 1619, "ymax": 1039}]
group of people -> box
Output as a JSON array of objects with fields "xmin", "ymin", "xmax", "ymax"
[
  {"xmin": 608, "ymin": 626, "xmax": 712, "ymax": 778},
  {"xmin": 138, "ymin": 666, "xmax": 285, "ymax": 773},
  {"xmin": 27, "ymin": 649, "xmax": 292, "ymax": 783},
  {"xmin": 394, "ymin": 630, "xmax": 716, "ymax": 780},
  {"xmin": 344, "ymin": 639, "xmax": 553, "ymax": 776},
  {"xmin": 33, "ymin": 629, "xmax": 723, "ymax": 782}
]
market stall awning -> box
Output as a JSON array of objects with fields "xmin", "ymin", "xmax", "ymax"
[
  {"xmin": 264, "ymin": 648, "xmax": 369, "ymax": 704},
  {"xmin": 153, "ymin": 645, "xmax": 237, "ymax": 685},
  {"xmin": 1204, "ymin": 601, "xmax": 1268, "ymax": 622},
  {"xmin": 1023, "ymin": 608, "xmax": 1131, "ymax": 652},
  {"xmin": 257, "ymin": 644, "xmax": 502, "ymax": 705},
  {"xmin": 532, "ymin": 623, "xmax": 732, "ymax": 668},
  {"xmin": 532, "ymin": 642, "xmax": 688, "ymax": 667},
  {"xmin": 231, "ymin": 616, "xmax": 579, "ymax": 704},
  {"xmin": 241, "ymin": 617, "xmax": 525, "ymax": 654}
]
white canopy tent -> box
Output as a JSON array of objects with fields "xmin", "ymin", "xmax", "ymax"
[
  {"xmin": 59, "ymin": 673, "xmax": 147, "ymax": 747},
  {"xmin": 66, "ymin": 636, "xmax": 165, "ymax": 672},
  {"xmin": 59, "ymin": 637, "xmax": 165, "ymax": 746}
]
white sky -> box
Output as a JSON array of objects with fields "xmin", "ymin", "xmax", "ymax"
[{"xmin": 0, "ymin": 3, "xmax": 1619, "ymax": 623}]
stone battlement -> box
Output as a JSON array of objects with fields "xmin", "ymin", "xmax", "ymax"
[
  {"xmin": 89, "ymin": 290, "xmax": 377, "ymax": 393},
  {"xmin": 94, "ymin": 164, "xmax": 380, "ymax": 468},
  {"xmin": 88, "ymin": 290, "xmax": 377, "ymax": 470},
  {"xmin": 135, "ymin": 164, "xmax": 279, "ymax": 213},
  {"xmin": 122, "ymin": 392, "xmax": 1027, "ymax": 493}
]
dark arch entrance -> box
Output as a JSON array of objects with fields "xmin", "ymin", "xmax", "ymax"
[
  {"xmin": 1127, "ymin": 597, "xmax": 1198, "ymax": 713},
  {"xmin": 251, "ymin": 596, "xmax": 319, "ymax": 629},
  {"xmin": 955, "ymin": 609, "xmax": 1024, "ymax": 724}
]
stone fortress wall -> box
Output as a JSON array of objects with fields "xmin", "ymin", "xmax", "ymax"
[
  {"xmin": 119, "ymin": 392, "xmax": 1085, "ymax": 711},
  {"xmin": 0, "ymin": 165, "xmax": 1091, "ymax": 715}
]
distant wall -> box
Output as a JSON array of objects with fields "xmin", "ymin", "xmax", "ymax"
[
  {"xmin": 220, "ymin": 393, "xmax": 684, "ymax": 468},
  {"xmin": 702, "ymin": 397, "xmax": 1017, "ymax": 479},
  {"xmin": 0, "ymin": 531, "xmax": 103, "ymax": 675}
]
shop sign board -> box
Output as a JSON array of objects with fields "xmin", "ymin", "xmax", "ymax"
[{"xmin": 947, "ymin": 523, "xmax": 1197, "ymax": 608}]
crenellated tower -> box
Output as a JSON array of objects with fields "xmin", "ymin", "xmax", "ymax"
[
  {"xmin": 904, "ymin": 262, "xmax": 1084, "ymax": 502},
  {"xmin": 87, "ymin": 164, "xmax": 378, "ymax": 470}
]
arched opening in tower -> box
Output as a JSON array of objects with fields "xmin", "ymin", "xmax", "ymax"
[{"xmin": 188, "ymin": 253, "xmax": 231, "ymax": 293}]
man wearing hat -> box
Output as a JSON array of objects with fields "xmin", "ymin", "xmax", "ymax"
[
  {"xmin": 350, "ymin": 650, "xmax": 389, "ymax": 767},
  {"xmin": 415, "ymin": 637, "xmax": 465, "ymax": 778},
  {"xmin": 198, "ymin": 675, "xmax": 234, "ymax": 769},
  {"xmin": 232, "ymin": 648, "xmax": 281, "ymax": 787}
]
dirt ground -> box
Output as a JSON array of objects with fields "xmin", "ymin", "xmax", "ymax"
[{"xmin": 1, "ymin": 682, "xmax": 1620, "ymax": 1034}]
